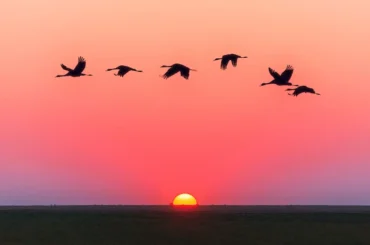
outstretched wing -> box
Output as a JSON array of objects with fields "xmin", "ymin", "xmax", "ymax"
[
  {"xmin": 73, "ymin": 56, "xmax": 86, "ymax": 74},
  {"xmin": 180, "ymin": 68, "xmax": 190, "ymax": 79},
  {"xmin": 280, "ymin": 65, "xmax": 294, "ymax": 82},
  {"xmin": 162, "ymin": 66, "xmax": 179, "ymax": 79},
  {"xmin": 60, "ymin": 64, "xmax": 72, "ymax": 72},
  {"xmin": 220, "ymin": 57, "xmax": 230, "ymax": 70},
  {"xmin": 231, "ymin": 57, "xmax": 238, "ymax": 67},
  {"xmin": 293, "ymin": 90, "xmax": 303, "ymax": 96},
  {"xmin": 293, "ymin": 86, "xmax": 305, "ymax": 96},
  {"xmin": 268, "ymin": 67, "xmax": 280, "ymax": 79},
  {"xmin": 117, "ymin": 68, "xmax": 130, "ymax": 77}
]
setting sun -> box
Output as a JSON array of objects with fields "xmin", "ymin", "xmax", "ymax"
[{"xmin": 172, "ymin": 193, "xmax": 198, "ymax": 206}]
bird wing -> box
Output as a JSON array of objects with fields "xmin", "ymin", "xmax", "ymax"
[
  {"xmin": 299, "ymin": 86, "xmax": 314, "ymax": 94},
  {"xmin": 307, "ymin": 88, "xmax": 315, "ymax": 94},
  {"xmin": 231, "ymin": 57, "xmax": 238, "ymax": 67},
  {"xmin": 60, "ymin": 64, "xmax": 72, "ymax": 72},
  {"xmin": 294, "ymin": 89, "xmax": 303, "ymax": 96},
  {"xmin": 220, "ymin": 58, "xmax": 230, "ymax": 70},
  {"xmin": 268, "ymin": 67, "xmax": 281, "ymax": 79},
  {"xmin": 162, "ymin": 66, "xmax": 179, "ymax": 79},
  {"xmin": 117, "ymin": 68, "xmax": 130, "ymax": 77},
  {"xmin": 73, "ymin": 56, "xmax": 86, "ymax": 74},
  {"xmin": 280, "ymin": 65, "xmax": 294, "ymax": 82},
  {"xmin": 180, "ymin": 68, "xmax": 190, "ymax": 79},
  {"xmin": 293, "ymin": 86, "xmax": 304, "ymax": 95}
]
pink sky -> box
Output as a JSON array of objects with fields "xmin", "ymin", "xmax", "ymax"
[{"xmin": 0, "ymin": 0, "xmax": 370, "ymax": 205}]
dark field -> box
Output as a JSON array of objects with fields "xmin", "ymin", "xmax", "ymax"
[{"xmin": 1, "ymin": 205, "xmax": 370, "ymax": 245}]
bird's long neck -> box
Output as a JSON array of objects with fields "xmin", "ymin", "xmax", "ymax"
[
  {"xmin": 260, "ymin": 81, "xmax": 273, "ymax": 86},
  {"xmin": 56, "ymin": 74, "xmax": 67, "ymax": 77},
  {"xmin": 161, "ymin": 65, "xmax": 172, "ymax": 68},
  {"xmin": 241, "ymin": 56, "xmax": 248, "ymax": 58},
  {"xmin": 315, "ymin": 93, "xmax": 321, "ymax": 95},
  {"xmin": 106, "ymin": 68, "xmax": 116, "ymax": 71},
  {"xmin": 190, "ymin": 68, "xmax": 197, "ymax": 71},
  {"xmin": 81, "ymin": 73, "xmax": 92, "ymax": 76},
  {"xmin": 285, "ymin": 88, "xmax": 295, "ymax": 91},
  {"xmin": 214, "ymin": 58, "xmax": 221, "ymax": 61}
]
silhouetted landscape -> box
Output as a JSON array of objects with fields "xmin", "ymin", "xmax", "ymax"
[{"xmin": 1, "ymin": 205, "xmax": 369, "ymax": 245}]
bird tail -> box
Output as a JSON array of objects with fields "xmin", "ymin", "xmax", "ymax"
[
  {"xmin": 136, "ymin": 70, "xmax": 143, "ymax": 72},
  {"xmin": 190, "ymin": 69, "xmax": 197, "ymax": 71},
  {"xmin": 315, "ymin": 93, "xmax": 321, "ymax": 95}
]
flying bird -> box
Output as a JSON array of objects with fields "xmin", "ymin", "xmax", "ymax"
[
  {"xmin": 286, "ymin": 85, "xmax": 320, "ymax": 96},
  {"xmin": 213, "ymin": 53, "xmax": 248, "ymax": 70},
  {"xmin": 260, "ymin": 65, "xmax": 298, "ymax": 86},
  {"xmin": 160, "ymin": 63, "xmax": 197, "ymax": 80},
  {"xmin": 56, "ymin": 56, "xmax": 92, "ymax": 77},
  {"xmin": 106, "ymin": 65, "xmax": 143, "ymax": 77}
]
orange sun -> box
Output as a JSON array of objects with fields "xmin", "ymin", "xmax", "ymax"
[{"xmin": 171, "ymin": 193, "xmax": 198, "ymax": 206}]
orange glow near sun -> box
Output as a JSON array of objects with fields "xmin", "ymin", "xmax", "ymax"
[{"xmin": 172, "ymin": 193, "xmax": 198, "ymax": 206}]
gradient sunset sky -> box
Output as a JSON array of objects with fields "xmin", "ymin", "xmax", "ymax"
[{"xmin": 1, "ymin": 0, "xmax": 370, "ymax": 205}]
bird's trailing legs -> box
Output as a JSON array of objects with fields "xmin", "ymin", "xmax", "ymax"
[
  {"xmin": 286, "ymin": 88, "xmax": 297, "ymax": 96},
  {"xmin": 106, "ymin": 68, "xmax": 118, "ymax": 75}
]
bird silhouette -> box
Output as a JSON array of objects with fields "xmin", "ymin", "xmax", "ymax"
[
  {"xmin": 286, "ymin": 85, "xmax": 320, "ymax": 96},
  {"xmin": 106, "ymin": 65, "xmax": 143, "ymax": 77},
  {"xmin": 213, "ymin": 54, "xmax": 248, "ymax": 70},
  {"xmin": 56, "ymin": 56, "xmax": 92, "ymax": 77},
  {"xmin": 160, "ymin": 63, "xmax": 197, "ymax": 79},
  {"xmin": 260, "ymin": 65, "xmax": 298, "ymax": 86}
]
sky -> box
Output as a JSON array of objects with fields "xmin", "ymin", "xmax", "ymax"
[{"xmin": 0, "ymin": 0, "xmax": 370, "ymax": 205}]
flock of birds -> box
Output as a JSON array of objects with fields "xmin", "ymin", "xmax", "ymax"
[{"xmin": 55, "ymin": 54, "xmax": 320, "ymax": 97}]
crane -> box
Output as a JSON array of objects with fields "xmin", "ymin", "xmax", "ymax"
[
  {"xmin": 106, "ymin": 65, "xmax": 142, "ymax": 77},
  {"xmin": 286, "ymin": 85, "xmax": 321, "ymax": 96},
  {"xmin": 260, "ymin": 65, "xmax": 298, "ymax": 86},
  {"xmin": 56, "ymin": 56, "xmax": 92, "ymax": 77},
  {"xmin": 213, "ymin": 53, "xmax": 248, "ymax": 70},
  {"xmin": 160, "ymin": 63, "xmax": 197, "ymax": 80}
]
